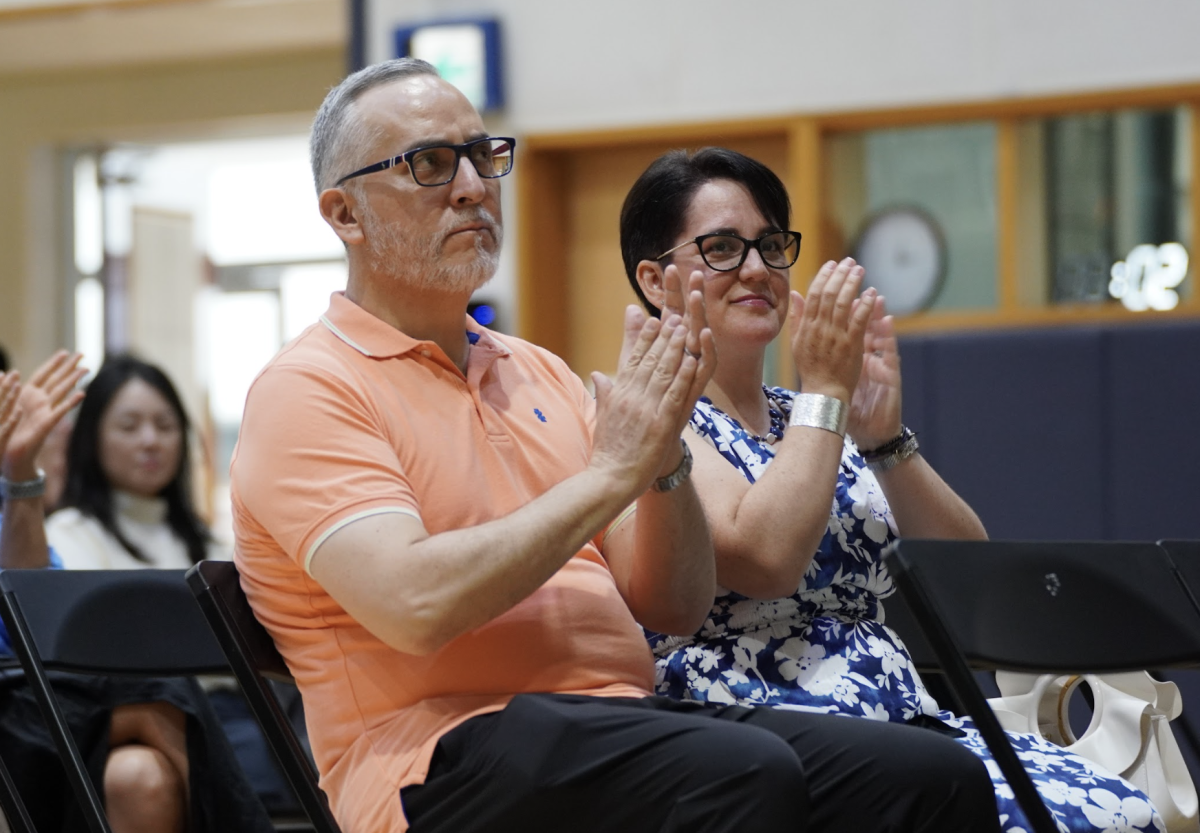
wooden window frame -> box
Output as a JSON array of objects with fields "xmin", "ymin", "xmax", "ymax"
[{"xmin": 518, "ymin": 82, "xmax": 1200, "ymax": 386}]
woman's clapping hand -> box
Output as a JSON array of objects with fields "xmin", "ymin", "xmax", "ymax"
[
  {"xmin": 2, "ymin": 351, "xmax": 86, "ymax": 481},
  {"xmin": 789, "ymin": 258, "xmax": 876, "ymax": 405},
  {"xmin": 847, "ymin": 297, "xmax": 903, "ymax": 451}
]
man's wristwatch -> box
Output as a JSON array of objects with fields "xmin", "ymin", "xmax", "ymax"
[
  {"xmin": 0, "ymin": 470, "xmax": 47, "ymax": 501},
  {"xmin": 652, "ymin": 440, "xmax": 694, "ymax": 492}
]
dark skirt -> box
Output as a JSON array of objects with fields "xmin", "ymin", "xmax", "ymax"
[{"xmin": 0, "ymin": 665, "xmax": 274, "ymax": 833}]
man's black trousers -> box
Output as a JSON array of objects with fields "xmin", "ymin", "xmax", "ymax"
[{"xmin": 401, "ymin": 693, "xmax": 1000, "ymax": 832}]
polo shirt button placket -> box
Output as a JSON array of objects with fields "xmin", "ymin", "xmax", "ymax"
[
  {"xmin": 463, "ymin": 340, "xmax": 508, "ymax": 440},
  {"xmin": 464, "ymin": 377, "xmax": 505, "ymax": 440}
]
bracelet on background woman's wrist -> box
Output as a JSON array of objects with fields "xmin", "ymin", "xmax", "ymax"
[{"xmin": 0, "ymin": 469, "xmax": 46, "ymax": 501}]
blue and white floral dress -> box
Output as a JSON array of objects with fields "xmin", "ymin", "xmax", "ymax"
[{"xmin": 645, "ymin": 387, "xmax": 1163, "ymax": 833}]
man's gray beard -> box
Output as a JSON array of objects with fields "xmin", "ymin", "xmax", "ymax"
[{"xmin": 362, "ymin": 206, "xmax": 502, "ymax": 295}]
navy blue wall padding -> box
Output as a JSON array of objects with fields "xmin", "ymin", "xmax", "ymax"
[
  {"xmin": 916, "ymin": 326, "xmax": 1104, "ymax": 542},
  {"xmin": 1106, "ymin": 323, "xmax": 1200, "ymax": 540},
  {"xmin": 897, "ymin": 320, "xmax": 1200, "ymax": 541},
  {"xmin": 903, "ymin": 328, "xmax": 1107, "ymax": 540}
]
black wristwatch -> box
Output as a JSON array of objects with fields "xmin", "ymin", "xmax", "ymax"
[{"xmin": 861, "ymin": 427, "xmax": 919, "ymax": 472}]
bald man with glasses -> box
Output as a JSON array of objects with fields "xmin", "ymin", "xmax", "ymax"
[{"xmin": 230, "ymin": 58, "xmax": 997, "ymax": 833}]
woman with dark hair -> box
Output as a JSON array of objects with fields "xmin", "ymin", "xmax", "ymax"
[
  {"xmin": 45, "ymin": 355, "xmax": 297, "ymax": 823},
  {"xmin": 0, "ymin": 352, "xmax": 274, "ymax": 833},
  {"xmin": 619, "ymin": 147, "xmax": 1161, "ymax": 833},
  {"xmin": 49, "ymin": 355, "xmax": 212, "ymax": 568}
]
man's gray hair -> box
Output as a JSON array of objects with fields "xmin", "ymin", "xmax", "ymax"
[{"xmin": 310, "ymin": 57, "xmax": 440, "ymax": 193}]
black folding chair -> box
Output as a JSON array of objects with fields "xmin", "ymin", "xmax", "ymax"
[
  {"xmin": 0, "ymin": 717, "xmax": 37, "ymax": 833},
  {"xmin": 0, "ymin": 648, "xmax": 36, "ymax": 833},
  {"xmin": 0, "ymin": 568, "xmax": 232, "ymax": 833},
  {"xmin": 1154, "ymin": 540, "xmax": 1200, "ymax": 783},
  {"xmin": 879, "ymin": 584, "xmax": 937, "ymax": 671},
  {"xmin": 879, "ymin": 580, "xmax": 978, "ymax": 714},
  {"xmin": 1159, "ymin": 540, "xmax": 1200, "ymax": 618},
  {"xmin": 884, "ymin": 539, "xmax": 1200, "ymax": 833},
  {"xmin": 186, "ymin": 560, "xmax": 342, "ymax": 833}
]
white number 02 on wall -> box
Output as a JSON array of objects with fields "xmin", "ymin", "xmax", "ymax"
[{"xmin": 1109, "ymin": 243, "xmax": 1189, "ymax": 312}]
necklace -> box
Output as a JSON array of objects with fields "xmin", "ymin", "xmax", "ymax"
[
  {"xmin": 760, "ymin": 399, "xmax": 787, "ymax": 445},
  {"xmin": 701, "ymin": 387, "xmax": 788, "ymax": 445}
]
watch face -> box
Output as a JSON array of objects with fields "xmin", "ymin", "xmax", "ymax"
[{"xmin": 852, "ymin": 207, "xmax": 947, "ymax": 314}]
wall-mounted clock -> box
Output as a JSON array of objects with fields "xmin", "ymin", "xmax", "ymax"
[{"xmin": 851, "ymin": 206, "xmax": 947, "ymax": 315}]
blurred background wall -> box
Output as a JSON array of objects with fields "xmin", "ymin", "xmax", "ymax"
[
  {"xmin": 2, "ymin": 0, "xmax": 1199, "ymax": 540},
  {"xmin": 366, "ymin": 0, "xmax": 1200, "ymax": 130},
  {"xmin": 0, "ymin": 0, "xmax": 343, "ymax": 368}
]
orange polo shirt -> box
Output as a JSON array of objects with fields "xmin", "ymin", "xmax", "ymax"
[{"xmin": 230, "ymin": 293, "xmax": 654, "ymax": 833}]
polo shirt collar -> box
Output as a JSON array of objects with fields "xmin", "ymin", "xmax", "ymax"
[{"xmin": 319, "ymin": 291, "xmax": 511, "ymax": 361}]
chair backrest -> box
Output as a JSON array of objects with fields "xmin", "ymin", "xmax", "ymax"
[
  {"xmin": 886, "ymin": 539, "xmax": 1200, "ymax": 673},
  {"xmin": 0, "ymin": 568, "xmax": 238, "ymax": 833},
  {"xmin": 0, "ymin": 568, "xmax": 227, "ymax": 675},
  {"xmin": 1158, "ymin": 540, "xmax": 1200, "ymax": 616},
  {"xmin": 1153, "ymin": 540, "xmax": 1200, "ymax": 804},
  {"xmin": 186, "ymin": 560, "xmax": 343, "ymax": 833},
  {"xmin": 884, "ymin": 538, "xmax": 1200, "ymax": 833},
  {"xmin": 879, "ymin": 583, "xmax": 970, "ymax": 711}
]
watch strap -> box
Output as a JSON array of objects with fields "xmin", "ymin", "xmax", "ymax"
[
  {"xmin": 861, "ymin": 427, "xmax": 919, "ymax": 472},
  {"xmin": 1, "ymin": 470, "xmax": 46, "ymax": 501},
  {"xmin": 652, "ymin": 440, "xmax": 693, "ymax": 493}
]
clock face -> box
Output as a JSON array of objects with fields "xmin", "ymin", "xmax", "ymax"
[{"xmin": 852, "ymin": 207, "xmax": 947, "ymax": 315}]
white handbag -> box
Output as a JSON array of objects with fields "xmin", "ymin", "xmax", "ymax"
[{"xmin": 988, "ymin": 671, "xmax": 1199, "ymax": 833}]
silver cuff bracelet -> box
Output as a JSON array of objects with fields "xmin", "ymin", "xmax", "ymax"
[{"xmin": 788, "ymin": 394, "xmax": 848, "ymax": 437}]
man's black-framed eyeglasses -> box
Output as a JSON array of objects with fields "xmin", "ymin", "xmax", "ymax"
[
  {"xmin": 656, "ymin": 230, "xmax": 802, "ymax": 273},
  {"xmin": 335, "ymin": 136, "xmax": 517, "ymax": 187}
]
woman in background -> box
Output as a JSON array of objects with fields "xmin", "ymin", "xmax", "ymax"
[
  {"xmin": 0, "ymin": 352, "xmax": 273, "ymax": 833},
  {"xmin": 46, "ymin": 354, "xmax": 299, "ymax": 820},
  {"xmin": 48, "ymin": 355, "xmax": 212, "ymax": 569}
]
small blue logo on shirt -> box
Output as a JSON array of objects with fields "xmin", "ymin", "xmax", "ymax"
[{"xmin": 534, "ymin": 408, "xmax": 547, "ymax": 423}]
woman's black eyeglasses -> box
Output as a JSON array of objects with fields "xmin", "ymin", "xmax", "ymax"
[
  {"xmin": 656, "ymin": 230, "xmax": 802, "ymax": 272},
  {"xmin": 335, "ymin": 137, "xmax": 517, "ymax": 187}
]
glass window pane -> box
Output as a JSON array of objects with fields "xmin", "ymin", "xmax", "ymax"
[
  {"xmin": 73, "ymin": 154, "xmax": 103, "ymax": 276},
  {"xmin": 73, "ymin": 276, "xmax": 104, "ymax": 376},
  {"xmin": 826, "ymin": 122, "xmax": 997, "ymax": 315},
  {"xmin": 1039, "ymin": 106, "xmax": 1191, "ymax": 307},
  {"xmin": 1045, "ymin": 112, "xmax": 1113, "ymax": 302}
]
